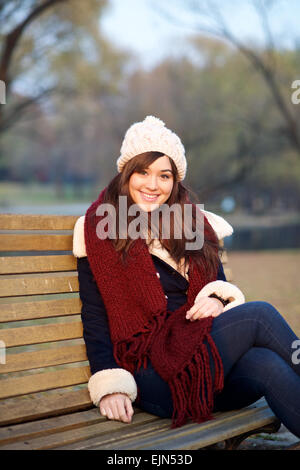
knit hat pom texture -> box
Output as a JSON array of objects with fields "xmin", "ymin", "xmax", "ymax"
[{"xmin": 117, "ymin": 115, "xmax": 187, "ymax": 181}]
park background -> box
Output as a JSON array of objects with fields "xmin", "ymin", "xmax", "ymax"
[
  {"xmin": 1, "ymin": 0, "xmax": 299, "ymax": 334},
  {"xmin": 0, "ymin": 0, "xmax": 299, "ymax": 330},
  {"xmin": 0, "ymin": 0, "xmax": 300, "ymax": 449}
]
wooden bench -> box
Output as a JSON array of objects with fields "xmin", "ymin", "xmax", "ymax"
[{"xmin": 0, "ymin": 213, "xmax": 281, "ymax": 450}]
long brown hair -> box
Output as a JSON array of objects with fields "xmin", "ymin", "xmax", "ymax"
[{"xmin": 102, "ymin": 152, "xmax": 221, "ymax": 278}]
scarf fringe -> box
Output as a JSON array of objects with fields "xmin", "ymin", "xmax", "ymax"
[
  {"xmin": 168, "ymin": 338, "xmax": 224, "ymax": 429},
  {"xmin": 113, "ymin": 310, "xmax": 167, "ymax": 374}
]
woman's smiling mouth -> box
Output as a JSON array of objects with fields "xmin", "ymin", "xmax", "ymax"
[{"xmin": 140, "ymin": 192, "xmax": 160, "ymax": 201}]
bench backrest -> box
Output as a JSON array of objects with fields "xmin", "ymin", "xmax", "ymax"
[
  {"xmin": 0, "ymin": 214, "xmax": 91, "ymax": 426},
  {"xmin": 0, "ymin": 213, "xmax": 231, "ymax": 426}
]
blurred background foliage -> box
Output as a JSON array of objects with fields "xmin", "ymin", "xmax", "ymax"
[
  {"xmin": 0, "ymin": 0, "xmax": 299, "ymax": 223},
  {"xmin": 0, "ymin": 0, "xmax": 299, "ymax": 332}
]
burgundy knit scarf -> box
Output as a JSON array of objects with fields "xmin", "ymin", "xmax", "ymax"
[{"xmin": 84, "ymin": 188, "xmax": 224, "ymax": 428}]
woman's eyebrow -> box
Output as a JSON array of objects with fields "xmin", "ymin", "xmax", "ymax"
[{"xmin": 144, "ymin": 168, "xmax": 173, "ymax": 172}]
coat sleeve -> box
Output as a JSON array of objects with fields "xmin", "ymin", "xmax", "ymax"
[{"xmin": 77, "ymin": 256, "xmax": 137, "ymax": 407}]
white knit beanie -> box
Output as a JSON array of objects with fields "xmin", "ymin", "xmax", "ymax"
[{"xmin": 116, "ymin": 115, "xmax": 187, "ymax": 181}]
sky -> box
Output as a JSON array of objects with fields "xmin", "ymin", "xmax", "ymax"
[
  {"xmin": 101, "ymin": 0, "xmax": 300, "ymax": 70},
  {"xmin": 10, "ymin": 0, "xmax": 300, "ymax": 96}
]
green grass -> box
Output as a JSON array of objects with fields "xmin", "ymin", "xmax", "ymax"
[{"xmin": 0, "ymin": 182, "xmax": 94, "ymax": 205}]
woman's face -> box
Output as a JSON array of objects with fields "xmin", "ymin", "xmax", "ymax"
[{"xmin": 128, "ymin": 155, "xmax": 174, "ymax": 212}]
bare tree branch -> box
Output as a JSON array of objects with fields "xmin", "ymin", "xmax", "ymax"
[
  {"xmin": 0, "ymin": 87, "xmax": 55, "ymax": 133},
  {"xmin": 0, "ymin": 0, "xmax": 69, "ymax": 137},
  {"xmin": 151, "ymin": 0, "xmax": 300, "ymax": 154},
  {"xmin": 0, "ymin": 1, "xmax": 26, "ymax": 24},
  {"xmin": 252, "ymin": 0, "xmax": 277, "ymax": 70},
  {"xmin": 0, "ymin": 0, "xmax": 68, "ymax": 89}
]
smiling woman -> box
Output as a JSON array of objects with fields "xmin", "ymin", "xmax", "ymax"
[
  {"xmin": 128, "ymin": 154, "xmax": 174, "ymax": 211},
  {"xmin": 73, "ymin": 115, "xmax": 300, "ymax": 438}
]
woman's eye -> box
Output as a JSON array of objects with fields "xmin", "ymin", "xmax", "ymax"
[{"xmin": 138, "ymin": 171, "xmax": 170, "ymax": 179}]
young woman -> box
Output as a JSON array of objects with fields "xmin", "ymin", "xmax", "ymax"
[{"xmin": 73, "ymin": 115, "xmax": 300, "ymax": 436}]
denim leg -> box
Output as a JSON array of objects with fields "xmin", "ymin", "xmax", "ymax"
[
  {"xmin": 210, "ymin": 301, "xmax": 300, "ymax": 378},
  {"xmin": 134, "ymin": 360, "xmax": 173, "ymax": 418},
  {"xmin": 214, "ymin": 347, "xmax": 300, "ymax": 438}
]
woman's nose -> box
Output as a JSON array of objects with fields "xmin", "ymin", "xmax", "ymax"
[{"xmin": 145, "ymin": 176, "xmax": 158, "ymax": 190}]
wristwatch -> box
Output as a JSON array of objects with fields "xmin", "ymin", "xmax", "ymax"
[{"xmin": 209, "ymin": 293, "xmax": 229, "ymax": 307}]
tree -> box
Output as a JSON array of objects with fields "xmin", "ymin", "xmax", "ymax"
[
  {"xmin": 151, "ymin": 0, "xmax": 300, "ymax": 157},
  {"xmin": 0, "ymin": 0, "xmax": 131, "ymax": 135},
  {"xmin": 0, "ymin": 0, "xmax": 66, "ymax": 133},
  {"xmin": 0, "ymin": 0, "xmax": 135, "ymax": 191}
]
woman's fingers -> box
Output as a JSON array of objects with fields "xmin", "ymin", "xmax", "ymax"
[
  {"xmin": 192, "ymin": 308, "xmax": 214, "ymax": 320},
  {"xmin": 186, "ymin": 297, "xmax": 224, "ymax": 321},
  {"xmin": 186, "ymin": 297, "xmax": 210, "ymax": 320},
  {"xmin": 125, "ymin": 397, "xmax": 134, "ymax": 421},
  {"xmin": 116, "ymin": 397, "xmax": 132, "ymax": 423},
  {"xmin": 186, "ymin": 298, "xmax": 205, "ymax": 319},
  {"xmin": 100, "ymin": 393, "xmax": 134, "ymax": 423},
  {"xmin": 188, "ymin": 307, "xmax": 214, "ymax": 321},
  {"xmin": 110, "ymin": 400, "xmax": 120, "ymax": 421}
]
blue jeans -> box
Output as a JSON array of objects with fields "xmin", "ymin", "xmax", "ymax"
[{"xmin": 133, "ymin": 301, "xmax": 300, "ymax": 438}]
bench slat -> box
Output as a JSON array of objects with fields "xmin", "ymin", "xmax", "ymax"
[
  {"xmin": 0, "ymin": 412, "xmax": 158, "ymax": 450},
  {"xmin": 0, "ymin": 408, "xmax": 104, "ymax": 446},
  {"xmin": 76, "ymin": 410, "xmax": 236, "ymax": 451},
  {"xmin": 0, "ymin": 297, "xmax": 81, "ymax": 322},
  {"xmin": 1, "ymin": 344, "xmax": 87, "ymax": 373},
  {"xmin": 0, "ymin": 255, "xmax": 77, "ymax": 274},
  {"xmin": 131, "ymin": 407, "xmax": 277, "ymax": 451},
  {"xmin": 0, "ymin": 234, "xmax": 72, "ymax": 251},
  {"xmin": 59, "ymin": 417, "xmax": 171, "ymax": 451},
  {"xmin": 0, "ymin": 214, "xmax": 79, "ymax": 230},
  {"xmin": 1, "ymin": 321, "xmax": 83, "ymax": 347},
  {"xmin": 97, "ymin": 403, "xmax": 278, "ymax": 450},
  {"xmin": 0, "ymin": 272, "xmax": 78, "ymax": 297},
  {"xmin": 0, "ymin": 397, "xmax": 279, "ymax": 450},
  {"xmin": 0, "ymin": 388, "xmax": 92, "ymax": 426},
  {"xmin": 0, "ymin": 365, "xmax": 90, "ymax": 399},
  {"xmin": 34, "ymin": 401, "xmax": 278, "ymax": 451}
]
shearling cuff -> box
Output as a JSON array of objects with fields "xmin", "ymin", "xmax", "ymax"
[
  {"xmin": 88, "ymin": 368, "xmax": 138, "ymax": 407},
  {"xmin": 195, "ymin": 280, "xmax": 245, "ymax": 312}
]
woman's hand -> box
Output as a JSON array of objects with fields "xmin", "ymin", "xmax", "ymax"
[
  {"xmin": 99, "ymin": 392, "xmax": 134, "ymax": 423},
  {"xmin": 186, "ymin": 296, "xmax": 224, "ymax": 321}
]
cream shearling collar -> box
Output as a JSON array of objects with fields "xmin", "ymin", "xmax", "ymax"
[{"xmin": 72, "ymin": 210, "xmax": 233, "ymax": 271}]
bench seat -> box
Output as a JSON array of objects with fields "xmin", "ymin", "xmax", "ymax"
[{"xmin": 0, "ymin": 398, "xmax": 279, "ymax": 450}]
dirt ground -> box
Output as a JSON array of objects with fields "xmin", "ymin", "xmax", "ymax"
[
  {"xmin": 222, "ymin": 249, "xmax": 300, "ymax": 450},
  {"xmin": 228, "ymin": 250, "xmax": 300, "ymax": 336},
  {"xmin": 205, "ymin": 424, "xmax": 300, "ymax": 450}
]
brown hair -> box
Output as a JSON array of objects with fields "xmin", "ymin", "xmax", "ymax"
[{"xmin": 102, "ymin": 152, "xmax": 221, "ymax": 278}]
